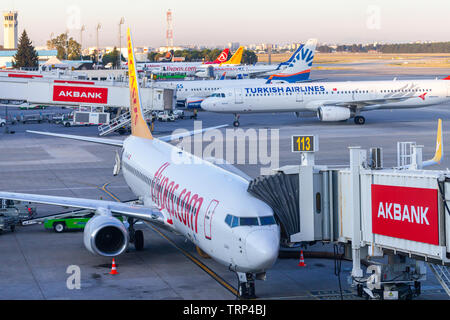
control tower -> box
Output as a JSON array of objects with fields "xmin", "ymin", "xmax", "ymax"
[{"xmin": 3, "ymin": 11, "xmax": 18, "ymax": 49}]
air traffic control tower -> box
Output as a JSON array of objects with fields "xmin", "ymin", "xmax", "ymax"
[{"xmin": 3, "ymin": 11, "xmax": 18, "ymax": 49}]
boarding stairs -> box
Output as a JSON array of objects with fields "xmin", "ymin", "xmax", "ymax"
[
  {"xmin": 98, "ymin": 109, "xmax": 153, "ymax": 136},
  {"xmin": 428, "ymin": 263, "xmax": 450, "ymax": 297}
]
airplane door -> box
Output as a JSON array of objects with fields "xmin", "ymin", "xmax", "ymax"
[
  {"xmin": 296, "ymin": 91, "xmax": 303, "ymax": 102},
  {"xmin": 204, "ymin": 200, "xmax": 219, "ymax": 240},
  {"xmin": 235, "ymin": 89, "xmax": 244, "ymax": 104}
]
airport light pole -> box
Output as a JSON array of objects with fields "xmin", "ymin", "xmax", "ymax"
[
  {"xmin": 96, "ymin": 23, "xmax": 102, "ymax": 67},
  {"xmin": 80, "ymin": 25, "xmax": 86, "ymax": 58},
  {"xmin": 118, "ymin": 17, "xmax": 125, "ymax": 69}
]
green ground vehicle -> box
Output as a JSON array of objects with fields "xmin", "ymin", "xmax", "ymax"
[{"xmin": 44, "ymin": 212, "xmax": 124, "ymax": 233}]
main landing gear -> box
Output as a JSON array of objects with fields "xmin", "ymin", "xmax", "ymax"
[
  {"xmin": 237, "ymin": 272, "xmax": 256, "ymax": 299},
  {"xmin": 354, "ymin": 116, "xmax": 366, "ymax": 125},
  {"xmin": 233, "ymin": 114, "xmax": 241, "ymax": 128},
  {"xmin": 128, "ymin": 217, "xmax": 144, "ymax": 251}
]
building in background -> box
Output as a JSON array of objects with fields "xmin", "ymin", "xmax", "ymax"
[
  {"xmin": 228, "ymin": 42, "xmax": 240, "ymax": 52},
  {"xmin": 3, "ymin": 11, "xmax": 18, "ymax": 50}
]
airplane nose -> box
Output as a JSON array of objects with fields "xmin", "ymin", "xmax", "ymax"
[
  {"xmin": 201, "ymin": 100, "xmax": 213, "ymax": 111},
  {"xmin": 246, "ymin": 229, "xmax": 280, "ymax": 271}
]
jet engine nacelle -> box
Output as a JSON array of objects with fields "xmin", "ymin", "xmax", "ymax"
[
  {"xmin": 83, "ymin": 214, "xmax": 129, "ymax": 257},
  {"xmin": 318, "ymin": 106, "xmax": 353, "ymax": 122},
  {"xmin": 185, "ymin": 96, "xmax": 205, "ymax": 110}
]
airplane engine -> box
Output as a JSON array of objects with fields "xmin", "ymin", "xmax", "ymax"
[
  {"xmin": 185, "ymin": 97, "xmax": 205, "ymax": 110},
  {"xmin": 318, "ymin": 106, "xmax": 353, "ymax": 122},
  {"xmin": 83, "ymin": 214, "xmax": 129, "ymax": 257}
]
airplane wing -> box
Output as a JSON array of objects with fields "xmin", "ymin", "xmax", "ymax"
[
  {"xmin": 27, "ymin": 130, "xmax": 124, "ymax": 147},
  {"xmin": 0, "ymin": 192, "xmax": 165, "ymax": 223},
  {"xmin": 323, "ymin": 96, "xmax": 412, "ymax": 109}
]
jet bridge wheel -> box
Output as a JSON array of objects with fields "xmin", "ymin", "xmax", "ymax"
[
  {"xmin": 134, "ymin": 230, "xmax": 144, "ymax": 251},
  {"xmin": 354, "ymin": 116, "xmax": 366, "ymax": 125}
]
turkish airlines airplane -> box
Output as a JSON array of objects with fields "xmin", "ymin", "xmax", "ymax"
[
  {"xmin": 156, "ymin": 39, "xmax": 317, "ymax": 111},
  {"xmin": 136, "ymin": 48, "xmax": 231, "ymax": 76},
  {"xmin": 0, "ymin": 29, "xmax": 280, "ymax": 298},
  {"xmin": 201, "ymin": 77, "xmax": 450, "ymax": 127},
  {"xmin": 195, "ymin": 41, "xmax": 317, "ymax": 79}
]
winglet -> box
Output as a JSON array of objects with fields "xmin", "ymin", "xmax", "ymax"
[
  {"xmin": 127, "ymin": 29, "xmax": 153, "ymax": 140},
  {"xmin": 222, "ymin": 46, "xmax": 244, "ymax": 65},
  {"xmin": 423, "ymin": 119, "xmax": 443, "ymax": 167}
]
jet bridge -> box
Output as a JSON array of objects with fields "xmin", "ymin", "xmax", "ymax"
[{"xmin": 249, "ymin": 129, "xmax": 450, "ymax": 300}]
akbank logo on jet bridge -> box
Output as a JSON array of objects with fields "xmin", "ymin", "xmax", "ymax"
[
  {"xmin": 53, "ymin": 85, "xmax": 108, "ymax": 104},
  {"xmin": 371, "ymin": 184, "xmax": 439, "ymax": 245}
]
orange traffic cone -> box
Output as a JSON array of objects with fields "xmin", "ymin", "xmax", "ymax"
[
  {"xmin": 298, "ymin": 251, "xmax": 306, "ymax": 267},
  {"xmin": 110, "ymin": 258, "xmax": 119, "ymax": 275}
]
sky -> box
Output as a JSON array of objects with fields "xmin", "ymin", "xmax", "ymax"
[{"xmin": 1, "ymin": 0, "xmax": 450, "ymax": 48}]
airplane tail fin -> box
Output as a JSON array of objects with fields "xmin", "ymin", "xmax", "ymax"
[
  {"xmin": 265, "ymin": 39, "xmax": 317, "ymax": 84},
  {"xmin": 423, "ymin": 119, "xmax": 443, "ymax": 167},
  {"xmin": 443, "ymin": 76, "xmax": 450, "ymax": 80},
  {"xmin": 212, "ymin": 49, "xmax": 230, "ymax": 64},
  {"xmin": 222, "ymin": 46, "xmax": 244, "ymax": 65},
  {"xmin": 127, "ymin": 29, "xmax": 154, "ymax": 140}
]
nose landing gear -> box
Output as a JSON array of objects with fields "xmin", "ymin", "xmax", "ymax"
[
  {"xmin": 237, "ymin": 272, "xmax": 256, "ymax": 299},
  {"xmin": 233, "ymin": 114, "xmax": 241, "ymax": 128}
]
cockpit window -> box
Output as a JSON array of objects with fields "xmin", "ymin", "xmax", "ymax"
[
  {"xmin": 211, "ymin": 93, "xmax": 225, "ymax": 98},
  {"xmin": 225, "ymin": 215, "xmax": 276, "ymax": 228},
  {"xmin": 225, "ymin": 214, "xmax": 233, "ymax": 226},
  {"xmin": 231, "ymin": 216, "xmax": 239, "ymax": 228},
  {"xmin": 239, "ymin": 217, "xmax": 259, "ymax": 226},
  {"xmin": 260, "ymin": 216, "xmax": 276, "ymax": 226}
]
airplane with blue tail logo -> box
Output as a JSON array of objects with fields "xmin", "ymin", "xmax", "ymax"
[
  {"xmin": 155, "ymin": 39, "xmax": 318, "ymax": 113},
  {"xmin": 195, "ymin": 39, "xmax": 317, "ymax": 80}
]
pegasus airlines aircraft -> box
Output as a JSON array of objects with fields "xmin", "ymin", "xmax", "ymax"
[
  {"xmin": 201, "ymin": 77, "xmax": 450, "ymax": 127},
  {"xmin": 136, "ymin": 48, "xmax": 231, "ymax": 76},
  {"xmin": 0, "ymin": 29, "xmax": 280, "ymax": 299},
  {"xmin": 195, "ymin": 40, "xmax": 317, "ymax": 79},
  {"xmin": 155, "ymin": 39, "xmax": 317, "ymax": 110}
]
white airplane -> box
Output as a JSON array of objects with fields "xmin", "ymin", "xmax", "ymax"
[
  {"xmin": 201, "ymin": 77, "xmax": 450, "ymax": 127},
  {"xmin": 0, "ymin": 29, "xmax": 280, "ymax": 299},
  {"xmin": 136, "ymin": 47, "xmax": 238, "ymax": 76},
  {"xmin": 155, "ymin": 39, "xmax": 318, "ymax": 112},
  {"xmin": 195, "ymin": 40, "xmax": 317, "ymax": 79}
]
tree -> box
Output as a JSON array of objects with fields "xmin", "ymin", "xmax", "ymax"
[
  {"xmin": 102, "ymin": 47, "xmax": 125, "ymax": 68},
  {"xmin": 242, "ymin": 50, "xmax": 258, "ymax": 65},
  {"xmin": 47, "ymin": 33, "xmax": 81, "ymax": 60},
  {"xmin": 13, "ymin": 30, "xmax": 39, "ymax": 69}
]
